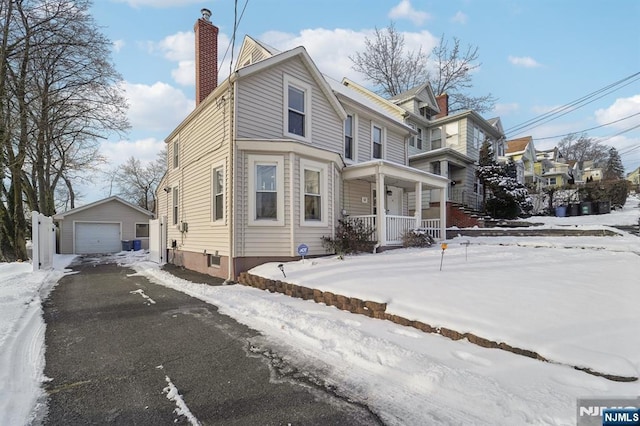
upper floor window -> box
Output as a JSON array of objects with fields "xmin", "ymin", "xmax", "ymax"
[
  {"xmin": 212, "ymin": 165, "xmax": 224, "ymax": 222},
  {"xmin": 284, "ymin": 75, "xmax": 311, "ymax": 142},
  {"xmin": 409, "ymin": 124, "xmax": 416, "ymax": 147},
  {"xmin": 372, "ymin": 125, "xmax": 383, "ymax": 159},
  {"xmin": 473, "ymin": 126, "xmax": 484, "ymax": 149},
  {"xmin": 173, "ymin": 140, "xmax": 179, "ymax": 168},
  {"xmin": 249, "ymin": 155, "xmax": 284, "ymax": 226},
  {"xmin": 416, "ymin": 128, "xmax": 423, "ymax": 150},
  {"xmin": 345, "ymin": 115, "xmax": 354, "ymax": 160},
  {"xmin": 431, "ymin": 128, "xmax": 442, "ymax": 149}
]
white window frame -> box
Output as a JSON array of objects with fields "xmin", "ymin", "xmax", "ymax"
[
  {"xmin": 211, "ymin": 163, "xmax": 225, "ymax": 224},
  {"xmin": 344, "ymin": 114, "xmax": 356, "ymax": 162},
  {"xmin": 248, "ymin": 154, "xmax": 285, "ymax": 226},
  {"xmin": 409, "ymin": 123, "xmax": 416, "ymax": 147},
  {"xmin": 172, "ymin": 186, "xmax": 179, "ymax": 226},
  {"xmin": 135, "ymin": 222, "xmax": 149, "ymax": 239},
  {"xmin": 416, "ymin": 127, "xmax": 423, "ymax": 150},
  {"xmin": 283, "ymin": 75, "xmax": 312, "ymax": 143},
  {"xmin": 173, "ymin": 139, "xmax": 179, "ymax": 169},
  {"xmin": 371, "ymin": 123, "xmax": 384, "ymax": 159},
  {"xmin": 300, "ymin": 159, "xmax": 328, "ymax": 227},
  {"xmin": 431, "ymin": 127, "xmax": 442, "ymax": 150}
]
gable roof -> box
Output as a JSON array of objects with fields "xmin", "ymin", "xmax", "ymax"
[
  {"xmin": 388, "ymin": 82, "xmax": 440, "ymax": 114},
  {"xmin": 506, "ymin": 136, "xmax": 533, "ymax": 154},
  {"xmin": 236, "ymin": 45, "xmax": 347, "ymax": 121},
  {"xmin": 53, "ymin": 196, "xmax": 154, "ymax": 219}
]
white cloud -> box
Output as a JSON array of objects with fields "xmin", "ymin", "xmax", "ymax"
[
  {"xmin": 508, "ymin": 56, "xmax": 542, "ymax": 68},
  {"xmin": 389, "ymin": 0, "xmax": 430, "ymax": 26},
  {"xmin": 260, "ymin": 28, "xmax": 438, "ymax": 85},
  {"xmin": 113, "ymin": 39, "xmax": 125, "ymax": 53},
  {"xmin": 156, "ymin": 31, "xmax": 194, "ymax": 62},
  {"xmin": 594, "ymin": 95, "xmax": 640, "ymax": 130},
  {"xmin": 451, "ymin": 11, "xmax": 468, "ymax": 24},
  {"xmin": 100, "ymin": 137, "xmax": 165, "ymax": 167},
  {"xmin": 122, "ymin": 81, "xmax": 194, "ymax": 133},
  {"xmin": 493, "ymin": 103, "xmax": 519, "ymax": 115},
  {"xmin": 112, "ymin": 0, "xmax": 206, "ymax": 8}
]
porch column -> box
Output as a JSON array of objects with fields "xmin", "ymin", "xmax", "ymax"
[
  {"xmin": 439, "ymin": 182, "xmax": 447, "ymax": 241},
  {"xmin": 376, "ymin": 172, "xmax": 386, "ymax": 246},
  {"xmin": 414, "ymin": 181, "xmax": 422, "ymax": 228},
  {"xmin": 439, "ymin": 159, "xmax": 450, "ymax": 200}
]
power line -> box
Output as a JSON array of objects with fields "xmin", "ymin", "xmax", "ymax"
[
  {"xmin": 219, "ymin": 0, "xmax": 250, "ymax": 75},
  {"xmin": 503, "ymin": 72, "xmax": 640, "ymax": 137},
  {"xmin": 534, "ymin": 112, "xmax": 640, "ymax": 141}
]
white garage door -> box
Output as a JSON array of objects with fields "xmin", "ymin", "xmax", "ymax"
[{"xmin": 75, "ymin": 223, "xmax": 121, "ymax": 254}]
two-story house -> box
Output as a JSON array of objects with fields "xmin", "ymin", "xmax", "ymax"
[
  {"xmin": 504, "ymin": 136, "xmax": 540, "ymax": 187},
  {"xmin": 156, "ymin": 10, "xmax": 448, "ymax": 280}
]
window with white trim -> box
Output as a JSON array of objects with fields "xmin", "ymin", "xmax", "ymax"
[
  {"xmin": 173, "ymin": 140, "xmax": 179, "ymax": 168},
  {"xmin": 212, "ymin": 165, "xmax": 224, "ymax": 222},
  {"xmin": 345, "ymin": 114, "xmax": 354, "ymax": 160},
  {"xmin": 431, "ymin": 127, "xmax": 442, "ymax": 149},
  {"xmin": 409, "ymin": 124, "xmax": 416, "ymax": 147},
  {"xmin": 284, "ymin": 75, "xmax": 311, "ymax": 141},
  {"xmin": 372, "ymin": 124, "xmax": 383, "ymax": 159},
  {"xmin": 249, "ymin": 155, "xmax": 284, "ymax": 226},
  {"xmin": 135, "ymin": 223, "xmax": 149, "ymax": 238},
  {"xmin": 416, "ymin": 127, "xmax": 423, "ymax": 150},
  {"xmin": 172, "ymin": 187, "xmax": 179, "ymax": 225},
  {"xmin": 300, "ymin": 159, "xmax": 328, "ymax": 226}
]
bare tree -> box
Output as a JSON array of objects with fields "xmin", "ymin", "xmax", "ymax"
[
  {"xmin": 0, "ymin": 0, "xmax": 128, "ymax": 261},
  {"xmin": 350, "ymin": 23, "xmax": 428, "ymax": 98},
  {"xmin": 557, "ymin": 133, "xmax": 609, "ymax": 166},
  {"xmin": 350, "ymin": 24, "xmax": 496, "ymax": 113},
  {"xmin": 111, "ymin": 151, "xmax": 166, "ymax": 212},
  {"xmin": 429, "ymin": 34, "xmax": 497, "ymax": 113}
]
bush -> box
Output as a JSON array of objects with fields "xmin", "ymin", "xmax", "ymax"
[
  {"xmin": 401, "ymin": 229, "xmax": 435, "ymax": 248},
  {"xmin": 321, "ymin": 219, "xmax": 376, "ymax": 259}
]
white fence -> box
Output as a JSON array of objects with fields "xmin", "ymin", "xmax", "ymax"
[
  {"xmin": 348, "ymin": 215, "xmax": 440, "ymax": 245},
  {"xmin": 149, "ymin": 216, "xmax": 167, "ymax": 264},
  {"xmin": 420, "ymin": 219, "xmax": 442, "ymax": 240},
  {"xmin": 32, "ymin": 211, "xmax": 55, "ymax": 271}
]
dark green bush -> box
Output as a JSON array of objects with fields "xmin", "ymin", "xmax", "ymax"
[
  {"xmin": 401, "ymin": 229, "xmax": 435, "ymax": 248},
  {"xmin": 321, "ymin": 219, "xmax": 376, "ymax": 259}
]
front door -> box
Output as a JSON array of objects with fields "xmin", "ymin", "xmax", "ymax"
[{"xmin": 386, "ymin": 186, "xmax": 402, "ymax": 215}]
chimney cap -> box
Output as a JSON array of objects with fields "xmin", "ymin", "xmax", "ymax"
[{"xmin": 201, "ymin": 8, "xmax": 211, "ymax": 21}]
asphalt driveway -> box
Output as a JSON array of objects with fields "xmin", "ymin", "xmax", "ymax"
[{"xmin": 42, "ymin": 259, "xmax": 380, "ymax": 425}]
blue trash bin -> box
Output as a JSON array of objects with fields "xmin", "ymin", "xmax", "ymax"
[
  {"xmin": 555, "ymin": 206, "xmax": 567, "ymax": 217},
  {"xmin": 133, "ymin": 239, "xmax": 142, "ymax": 251}
]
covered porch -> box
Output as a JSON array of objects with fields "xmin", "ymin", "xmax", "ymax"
[{"xmin": 341, "ymin": 160, "xmax": 449, "ymax": 246}]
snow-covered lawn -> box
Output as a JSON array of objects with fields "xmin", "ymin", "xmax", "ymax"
[{"xmin": 1, "ymin": 195, "xmax": 638, "ymax": 425}]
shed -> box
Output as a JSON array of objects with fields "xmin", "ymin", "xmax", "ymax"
[{"xmin": 53, "ymin": 196, "xmax": 154, "ymax": 254}]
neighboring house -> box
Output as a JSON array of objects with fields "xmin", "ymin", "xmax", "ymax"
[
  {"xmin": 156, "ymin": 10, "xmax": 448, "ymax": 280},
  {"xmin": 54, "ymin": 196, "xmax": 154, "ymax": 254},
  {"xmin": 504, "ymin": 136, "xmax": 539, "ymax": 186},
  {"xmin": 627, "ymin": 166, "xmax": 640, "ymax": 187},
  {"xmin": 342, "ymin": 80, "xmax": 506, "ymax": 216},
  {"xmin": 582, "ymin": 161, "xmax": 603, "ymax": 182},
  {"xmin": 535, "ymin": 148, "xmax": 571, "ymax": 188}
]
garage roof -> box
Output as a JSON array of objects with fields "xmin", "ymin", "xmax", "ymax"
[{"xmin": 53, "ymin": 196, "xmax": 154, "ymax": 220}]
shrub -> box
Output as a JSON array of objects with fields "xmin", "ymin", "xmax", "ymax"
[
  {"xmin": 401, "ymin": 229, "xmax": 435, "ymax": 248},
  {"xmin": 321, "ymin": 219, "xmax": 376, "ymax": 259}
]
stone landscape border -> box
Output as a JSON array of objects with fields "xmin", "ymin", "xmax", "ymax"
[{"xmin": 237, "ymin": 272, "xmax": 637, "ymax": 383}]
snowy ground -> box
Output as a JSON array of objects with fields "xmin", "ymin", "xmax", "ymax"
[{"xmin": 1, "ymin": 195, "xmax": 639, "ymax": 425}]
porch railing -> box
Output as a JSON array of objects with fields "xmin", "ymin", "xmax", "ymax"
[
  {"xmin": 420, "ymin": 219, "xmax": 442, "ymax": 240},
  {"xmin": 347, "ymin": 215, "xmax": 439, "ymax": 246}
]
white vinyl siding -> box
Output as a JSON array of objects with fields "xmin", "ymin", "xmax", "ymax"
[
  {"xmin": 163, "ymin": 89, "xmax": 231, "ymax": 257},
  {"xmin": 235, "ymin": 57, "xmax": 343, "ymax": 152}
]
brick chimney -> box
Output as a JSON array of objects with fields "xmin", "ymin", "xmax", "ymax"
[
  {"xmin": 435, "ymin": 93, "xmax": 449, "ymax": 119},
  {"xmin": 194, "ymin": 8, "xmax": 218, "ymax": 106}
]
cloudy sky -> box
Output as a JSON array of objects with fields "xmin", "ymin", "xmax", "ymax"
[{"xmin": 88, "ymin": 0, "xmax": 640, "ymax": 202}]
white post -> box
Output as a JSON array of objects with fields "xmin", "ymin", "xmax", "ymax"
[
  {"xmin": 376, "ymin": 172, "xmax": 386, "ymax": 246},
  {"xmin": 32, "ymin": 211, "xmax": 40, "ymax": 271},
  {"xmin": 439, "ymin": 184, "xmax": 447, "ymax": 241},
  {"xmin": 440, "ymin": 159, "xmax": 449, "ymax": 200},
  {"xmin": 414, "ymin": 181, "xmax": 422, "ymax": 228}
]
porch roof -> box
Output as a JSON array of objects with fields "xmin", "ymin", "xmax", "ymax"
[{"xmin": 342, "ymin": 160, "xmax": 449, "ymax": 190}]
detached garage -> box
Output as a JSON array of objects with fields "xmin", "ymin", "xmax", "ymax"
[{"xmin": 54, "ymin": 196, "xmax": 154, "ymax": 254}]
